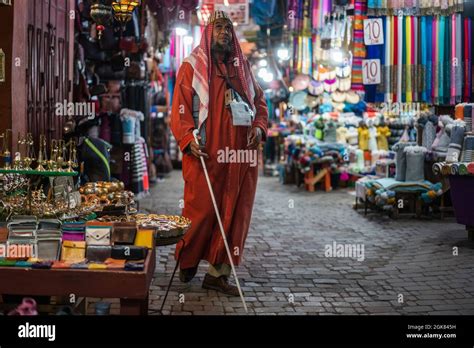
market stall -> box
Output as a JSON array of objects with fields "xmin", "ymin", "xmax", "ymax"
[
  {"xmin": 257, "ymin": 0, "xmax": 472, "ymax": 221},
  {"xmin": 0, "ymin": 0, "xmax": 195, "ymax": 315}
]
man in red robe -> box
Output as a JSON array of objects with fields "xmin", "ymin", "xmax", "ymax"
[{"xmin": 170, "ymin": 10, "xmax": 268, "ymax": 295}]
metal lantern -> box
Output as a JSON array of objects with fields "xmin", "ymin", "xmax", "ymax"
[
  {"xmin": 112, "ymin": 0, "xmax": 141, "ymax": 27},
  {"xmin": 90, "ymin": 1, "xmax": 113, "ymax": 40}
]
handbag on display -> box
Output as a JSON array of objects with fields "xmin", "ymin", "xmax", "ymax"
[
  {"xmin": 38, "ymin": 219, "xmax": 61, "ymax": 230},
  {"xmin": 134, "ymin": 229, "xmax": 155, "ymax": 249},
  {"xmin": 0, "ymin": 226, "xmax": 8, "ymax": 242},
  {"xmin": 32, "ymin": 261, "xmax": 53, "ymax": 269},
  {"xmin": 62, "ymin": 230, "xmax": 85, "ymax": 242},
  {"xmin": 62, "ymin": 221, "xmax": 86, "ymax": 242},
  {"xmin": 119, "ymin": 36, "xmax": 139, "ymax": 53},
  {"xmin": 111, "ymin": 245, "xmax": 147, "ymax": 260},
  {"xmin": 86, "ymin": 245, "xmax": 112, "ymax": 262},
  {"xmin": 126, "ymin": 61, "xmax": 146, "ymax": 80},
  {"xmin": 105, "ymin": 258, "xmax": 126, "ymax": 269},
  {"xmin": 85, "ymin": 225, "xmax": 112, "ymax": 246},
  {"xmin": 88, "ymin": 263, "xmax": 107, "ymax": 270},
  {"xmin": 112, "ymin": 222, "xmax": 137, "ymax": 245},
  {"xmin": 71, "ymin": 262, "xmax": 89, "ymax": 269},
  {"xmin": 125, "ymin": 261, "xmax": 145, "ymax": 271},
  {"xmin": 60, "ymin": 241, "xmax": 86, "ymax": 263},
  {"xmin": 37, "ymin": 239, "xmax": 62, "ymax": 261},
  {"xmin": 52, "ymin": 261, "xmax": 72, "ymax": 269},
  {"xmin": 7, "ymin": 216, "xmax": 38, "ymax": 236},
  {"xmin": 37, "ymin": 220, "xmax": 62, "ymax": 260},
  {"xmin": 96, "ymin": 63, "xmax": 127, "ymax": 80},
  {"xmin": 85, "ymin": 228, "xmax": 112, "ymax": 246}
]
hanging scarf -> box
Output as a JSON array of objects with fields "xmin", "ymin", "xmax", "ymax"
[
  {"xmin": 432, "ymin": 16, "xmax": 438, "ymax": 103},
  {"xmin": 352, "ymin": 0, "xmax": 368, "ymax": 92},
  {"xmin": 464, "ymin": 16, "xmax": 472, "ymax": 102},
  {"xmin": 412, "ymin": 16, "xmax": 418, "ymax": 102},
  {"xmin": 420, "ymin": 16, "xmax": 427, "ymax": 101},
  {"xmin": 375, "ymin": 16, "xmax": 387, "ymax": 102},
  {"xmin": 370, "ymin": 0, "xmax": 462, "ymax": 14},
  {"xmin": 425, "ymin": 16, "xmax": 432, "ymax": 103},
  {"xmin": 183, "ymin": 12, "xmax": 256, "ymax": 130},
  {"xmin": 397, "ymin": 14, "xmax": 403, "ymax": 102},
  {"xmin": 438, "ymin": 16, "xmax": 445, "ymax": 105},
  {"xmin": 405, "ymin": 15, "xmax": 412, "ymax": 103},
  {"xmin": 385, "ymin": 15, "xmax": 392, "ymax": 101},
  {"xmin": 455, "ymin": 13, "xmax": 463, "ymax": 103}
]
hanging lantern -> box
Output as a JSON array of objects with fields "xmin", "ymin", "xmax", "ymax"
[
  {"xmin": 90, "ymin": 1, "xmax": 113, "ymax": 40},
  {"xmin": 112, "ymin": 0, "xmax": 141, "ymax": 28}
]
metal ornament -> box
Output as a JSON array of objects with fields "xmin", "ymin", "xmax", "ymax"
[
  {"xmin": 112, "ymin": 0, "xmax": 140, "ymax": 27},
  {"xmin": 90, "ymin": 1, "xmax": 114, "ymax": 40}
]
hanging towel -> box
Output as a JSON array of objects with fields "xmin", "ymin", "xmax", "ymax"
[
  {"xmin": 432, "ymin": 162, "xmax": 444, "ymax": 175},
  {"xmin": 459, "ymin": 163, "xmax": 469, "ymax": 175},
  {"xmin": 451, "ymin": 163, "xmax": 460, "ymax": 175},
  {"xmin": 455, "ymin": 13, "xmax": 463, "ymax": 104},
  {"xmin": 385, "ymin": 16, "xmax": 392, "ymax": 102},
  {"xmin": 446, "ymin": 124, "xmax": 466, "ymax": 162},
  {"xmin": 467, "ymin": 162, "xmax": 474, "ymax": 175},
  {"xmin": 432, "ymin": 16, "xmax": 438, "ymax": 104},
  {"xmin": 425, "ymin": 16, "xmax": 433, "ymax": 104},
  {"xmin": 404, "ymin": 145, "xmax": 427, "ymax": 181},
  {"xmin": 393, "ymin": 141, "xmax": 416, "ymax": 181},
  {"xmin": 461, "ymin": 134, "xmax": 474, "ymax": 163},
  {"xmin": 422, "ymin": 120, "xmax": 437, "ymax": 150},
  {"xmin": 397, "ymin": 14, "xmax": 403, "ymax": 102},
  {"xmin": 420, "ymin": 16, "xmax": 427, "ymax": 101},
  {"xmin": 463, "ymin": 17, "xmax": 472, "ymax": 102},
  {"xmin": 463, "ymin": 104, "xmax": 473, "ymax": 132}
]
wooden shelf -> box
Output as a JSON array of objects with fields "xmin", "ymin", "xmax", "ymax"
[{"xmin": 0, "ymin": 169, "xmax": 78, "ymax": 177}]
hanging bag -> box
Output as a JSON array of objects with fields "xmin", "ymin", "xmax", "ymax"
[{"xmin": 216, "ymin": 62, "xmax": 255, "ymax": 127}]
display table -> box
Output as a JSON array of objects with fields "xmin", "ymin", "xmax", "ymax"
[
  {"xmin": 0, "ymin": 248, "xmax": 155, "ymax": 315},
  {"xmin": 304, "ymin": 162, "xmax": 332, "ymax": 192},
  {"xmin": 449, "ymin": 175, "xmax": 474, "ymax": 241}
]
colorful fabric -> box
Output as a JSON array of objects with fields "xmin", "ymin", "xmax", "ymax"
[{"xmin": 352, "ymin": 0, "xmax": 367, "ymax": 92}]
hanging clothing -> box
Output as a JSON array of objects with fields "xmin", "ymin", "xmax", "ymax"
[
  {"xmin": 376, "ymin": 126, "xmax": 391, "ymax": 150},
  {"xmin": 368, "ymin": 125, "xmax": 378, "ymax": 151},
  {"xmin": 358, "ymin": 127, "xmax": 370, "ymax": 150}
]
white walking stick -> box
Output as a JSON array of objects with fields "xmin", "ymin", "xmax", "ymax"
[{"xmin": 192, "ymin": 129, "xmax": 248, "ymax": 313}]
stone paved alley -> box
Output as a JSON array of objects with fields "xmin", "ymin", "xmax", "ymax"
[{"xmin": 139, "ymin": 171, "xmax": 474, "ymax": 315}]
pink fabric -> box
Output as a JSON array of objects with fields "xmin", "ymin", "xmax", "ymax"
[
  {"xmin": 451, "ymin": 14, "xmax": 456, "ymax": 104},
  {"xmin": 184, "ymin": 19, "xmax": 256, "ymax": 130}
]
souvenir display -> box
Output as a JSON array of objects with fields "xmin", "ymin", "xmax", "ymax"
[{"xmin": 1, "ymin": 0, "xmax": 473, "ymax": 321}]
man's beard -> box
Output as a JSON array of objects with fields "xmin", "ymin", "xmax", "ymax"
[{"xmin": 211, "ymin": 42, "xmax": 233, "ymax": 60}]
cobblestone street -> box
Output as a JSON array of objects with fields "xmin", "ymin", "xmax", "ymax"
[{"xmin": 140, "ymin": 170, "xmax": 474, "ymax": 315}]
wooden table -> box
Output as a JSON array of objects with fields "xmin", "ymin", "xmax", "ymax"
[
  {"xmin": 0, "ymin": 248, "xmax": 155, "ymax": 315},
  {"xmin": 304, "ymin": 162, "xmax": 332, "ymax": 192}
]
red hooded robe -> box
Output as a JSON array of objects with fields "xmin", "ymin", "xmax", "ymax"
[{"xmin": 170, "ymin": 18, "xmax": 268, "ymax": 269}]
